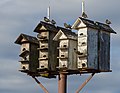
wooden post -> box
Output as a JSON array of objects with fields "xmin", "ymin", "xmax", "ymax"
[{"xmin": 58, "ymin": 73, "xmax": 67, "ymax": 93}]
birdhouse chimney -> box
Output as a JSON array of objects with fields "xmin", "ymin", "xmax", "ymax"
[
  {"xmin": 47, "ymin": 6, "xmax": 50, "ymax": 19},
  {"xmin": 81, "ymin": 0, "xmax": 88, "ymax": 18}
]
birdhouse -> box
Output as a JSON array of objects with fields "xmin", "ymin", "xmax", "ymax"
[
  {"xmin": 15, "ymin": 34, "xmax": 39, "ymax": 72},
  {"xmin": 34, "ymin": 21, "xmax": 58, "ymax": 71},
  {"xmin": 53, "ymin": 27, "xmax": 77, "ymax": 70},
  {"xmin": 72, "ymin": 17, "xmax": 116, "ymax": 71}
]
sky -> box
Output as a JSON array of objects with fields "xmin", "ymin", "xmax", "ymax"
[{"xmin": 0, "ymin": 0, "xmax": 120, "ymax": 93}]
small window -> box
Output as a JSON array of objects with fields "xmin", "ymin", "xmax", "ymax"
[
  {"xmin": 22, "ymin": 48, "xmax": 26, "ymax": 51},
  {"xmin": 43, "ymin": 55, "xmax": 46, "ymax": 57},
  {"xmin": 80, "ymin": 33, "xmax": 84, "ymax": 36},
  {"xmin": 41, "ymin": 45, "xmax": 45, "ymax": 48},
  {"xmin": 82, "ymin": 63, "xmax": 86, "ymax": 68},
  {"xmin": 61, "ymin": 55, "xmax": 65, "ymax": 57},
  {"xmin": 24, "ymin": 57, "xmax": 27, "ymax": 60},
  {"xmin": 80, "ymin": 53, "xmax": 83, "ymax": 55},
  {"xmin": 63, "ymin": 65, "xmax": 66, "ymax": 67},
  {"xmin": 41, "ymin": 66, "xmax": 44, "ymax": 68},
  {"xmin": 63, "ymin": 45, "xmax": 67, "ymax": 48},
  {"xmin": 82, "ymin": 42, "xmax": 86, "ymax": 45},
  {"xmin": 22, "ymin": 66, "xmax": 26, "ymax": 69}
]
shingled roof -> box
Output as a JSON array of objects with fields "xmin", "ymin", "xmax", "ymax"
[
  {"xmin": 72, "ymin": 17, "xmax": 116, "ymax": 34},
  {"xmin": 95, "ymin": 22, "xmax": 117, "ymax": 34},
  {"xmin": 53, "ymin": 26, "xmax": 77, "ymax": 41},
  {"xmin": 34, "ymin": 21, "xmax": 58, "ymax": 33},
  {"xmin": 15, "ymin": 33, "xmax": 39, "ymax": 45}
]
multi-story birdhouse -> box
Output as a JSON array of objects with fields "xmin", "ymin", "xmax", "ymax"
[
  {"xmin": 53, "ymin": 27, "xmax": 77, "ymax": 70},
  {"xmin": 72, "ymin": 17, "xmax": 116, "ymax": 71},
  {"xmin": 15, "ymin": 34, "xmax": 39, "ymax": 72},
  {"xmin": 34, "ymin": 21, "xmax": 58, "ymax": 71}
]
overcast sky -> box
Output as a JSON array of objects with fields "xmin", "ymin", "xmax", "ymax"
[{"xmin": 0, "ymin": 0, "xmax": 120, "ymax": 93}]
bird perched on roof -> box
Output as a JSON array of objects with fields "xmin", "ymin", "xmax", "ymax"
[
  {"xmin": 44, "ymin": 17, "xmax": 50, "ymax": 23},
  {"xmin": 64, "ymin": 23, "xmax": 72, "ymax": 29},
  {"xmin": 82, "ymin": 12, "xmax": 88, "ymax": 18},
  {"xmin": 51, "ymin": 19, "xmax": 56, "ymax": 25},
  {"xmin": 105, "ymin": 19, "xmax": 112, "ymax": 25}
]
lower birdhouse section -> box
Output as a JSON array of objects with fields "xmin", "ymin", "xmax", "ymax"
[
  {"xmin": 59, "ymin": 50, "xmax": 68, "ymax": 59},
  {"xmin": 56, "ymin": 38, "xmax": 77, "ymax": 70},
  {"xmin": 15, "ymin": 34, "xmax": 39, "ymax": 73},
  {"xmin": 20, "ymin": 61, "xmax": 29, "ymax": 71},
  {"xmin": 78, "ymin": 58, "xmax": 87, "ymax": 68},
  {"xmin": 77, "ymin": 28, "xmax": 98, "ymax": 70},
  {"xmin": 59, "ymin": 59, "xmax": 68, "ymax": 68},
  {"xmin": 39, "ymin": 60, "xmax": 48, "ymax": 69},
  {"xmin": 40, "ymin": 51, "xmax": 48, "ymax": 60}
]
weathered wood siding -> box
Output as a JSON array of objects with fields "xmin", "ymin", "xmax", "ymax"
[
  {"xmin": 48, "ymin": 31, "xmax": 58, "ymax": 71},
  {"xmin": 29, "ymin": 44, "xmax": 39, "ymax": 72},
  {"xmin": 68, "ymin": 39, "xmax": 77, "ymax": 69},
  {"xmin": 59, "ymin": 40, "xmax": 69, "ymax": 68},
  {"xmin": 87, "ymin": 28, "xmax": 98, "ymax": 69},
  {"xmin": 99, "ymin": 31, "xmax": 110, "ymax": 71},
  {"xmin": 20, "ymin": 43, "xmax": 29, "ymax": 61},
  {"xmin": 78, "ymin": 28, "xmax": 87, "ymax": 68}
]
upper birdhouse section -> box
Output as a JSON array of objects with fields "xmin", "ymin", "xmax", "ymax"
[
  {"xmin": 34, "ymin": 21, "xmax": 59, "ymax": 71},
  {"xmin": 72, "ymin": 17, "xmax": 116, "ymax": 71}
]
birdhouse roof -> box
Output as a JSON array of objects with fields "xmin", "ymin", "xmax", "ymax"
[
  {"xmin": 34, "ymin": 21, "xmax": 58, "ymax": 33},
  {"xmin": 53, "ymin": 26, "xmax": 77, "ymax": 41},
  {"xmin": 95, "ymin": 22, "xmax": 116, "ymax": 34},
  {"xmin": 72, "ymin": 17, "xmax": 98, "ymax": 29},
  {"xmin": 72, "ymin": 17, "xmax": 116, "ymax": 34},
  {"xmin": 15, "ymin": 33, "xmax": 39, "ymax": 45}
]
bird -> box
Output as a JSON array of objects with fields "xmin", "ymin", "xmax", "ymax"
[
  {"xmin": 64, "ymin": 23, "xmax": 71, "ymax": 29},
  {"xmin": 51, "ymin": 19, "xmax": 56, "ymax": 25},
  {"xmin": 82, "ymin": 12, "xmax": 88, "ymax": 18},
  {"xmin": 44, "ymin": 17, "xmax": 50, "ymax": 22},
  {"xmin": 105, "ymin": 19, "xmax": 112, "ymax": 25}
]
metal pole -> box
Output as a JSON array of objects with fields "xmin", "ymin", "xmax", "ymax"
[
  {"xmin": 58, "ymin": 73, "xmax": 67, "ymax": 93},
  {"xmin": 32, "ymin": 76, "xmax": 49, "ymax": 93},
  {"xmin": 76, "ymin": 73, "xmax": 95, "ymax": 93}
]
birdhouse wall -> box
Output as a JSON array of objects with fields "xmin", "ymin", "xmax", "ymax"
[
  {"xmin": 59, "ymin": 59, "xmax": 68, "ymax": 68},
  {"xmin": 20, "ymin": 43, "xmax": 29, "ymax": 62},
  {"xmin": 99, "ymin": 30, "xmax": 110, "ymax": 71},
  {"xmin": 87, "ymin": 28, "xmax": 98, "ymax": 69},
  {"xmin": 68, "ymin": 39, "xmax": 77, "ymax": 69},
  {"xmin": 40, "ymin": 51, "xmax": 48, "ymax": 59},
  {"xmin": 20, "ymin": 62, "xmax": 29, "ymax": 70},
  {"xmin": 21, "ymin": 43, "xmax": 29, "ymax": 54},
  {"xmin": 39, "ymin": 60, "xmax": 48, "ymax": 69},
  {"xmin": 40, "ymin": 41, "xmax": 48, "ymax": 49},
  {"xmin": 78, "ymin": 28, "xmax": 98, "ymax": 69},
  {"xmin": 78, "ymin": 57, "xmax": 87, "ymax": 68},
  {"xmin": 58, "ymin": 40, "xmax": 69, "ymax": 68},
  {"xmin": 48, "ymin": 31, "xmax": 58, "ymax": 71},
  {"xmin": 38, "ymin": 31, "xmax": 49, "ymax": 39},
  {"xmin": 60, "ymin": 40, "xmax": 69, "ymax": 48},
  {"xmin": 37, "ymin": 30, "xmax": 58, "ymax": 71},
  {"xmin": 78, "ymin": 28, "xmax": 87, "ymax": 57},
  {"xmin": 29, "ymin": 44, "xmax": 39, "ymax": 72},
  {"xmin": 78, "ymin": 28, "xmax": 87, "ymax": 68}
]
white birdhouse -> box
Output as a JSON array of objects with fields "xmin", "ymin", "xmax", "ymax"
[
  {"xmin": 72, "ymin": 17, "xmax": 116, "ymax": 71},
  {"xmin": 15, "ymin": 34, "xmax": 39, "ymax": 72},
  {"xmin": 34, "ymin": 21, "xmax": 59, "ymax": 71},
  {"xmin": 53, "ymin": 27, "xmax": 77, "ymax": 70}
]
